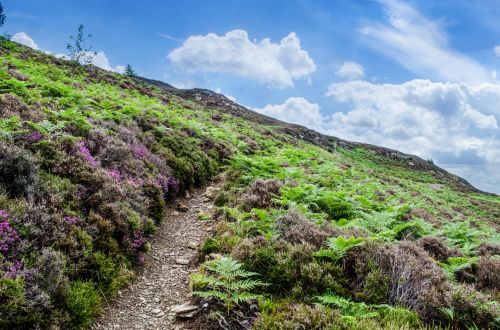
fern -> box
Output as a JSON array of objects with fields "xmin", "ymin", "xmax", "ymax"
[
  {"xmin": 317, "ymin": 294, "xmax": 420, "ymax": 325},
  {"xmin": 191, "ymin": 256, "xmax": 267, "ymax": 309},
  {"xmin": 317, "ymin": 294, "xmax": 379, "ymax": 319},
  {"xmin": 314, "ymin": 236, "xmax": 365, "ymax": 262},
  {"xmin": 438, "ymin": 257, "xmax": 478, "ymax": 281}
]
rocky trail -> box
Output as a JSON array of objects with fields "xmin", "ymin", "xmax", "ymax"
[{"xmin": 92, "ymin": 182, "xmax": 221, "ymax": 330}]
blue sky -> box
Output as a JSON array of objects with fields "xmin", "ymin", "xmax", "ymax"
[{"xmin": 2, "ymin": 0, "xmax": 500, "ymax": 193}]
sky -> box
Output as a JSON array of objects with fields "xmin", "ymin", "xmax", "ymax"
[{"xmin": 2, "ymin": 0, "xmax": 500, "ymax": 193}]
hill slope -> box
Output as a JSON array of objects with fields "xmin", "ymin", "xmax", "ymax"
[{"xmin": 0, "ymin": 40, "xmax": 499, "ymax": 329}]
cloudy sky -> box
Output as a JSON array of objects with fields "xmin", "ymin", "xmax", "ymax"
[{"xmin": 2, "ymin": 0, "xmax": 500, "ymax": 193}]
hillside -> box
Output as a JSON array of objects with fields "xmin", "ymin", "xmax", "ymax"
[{"xmin": 0, "ymin": 39, "xmax": 499, "ymax": 329}]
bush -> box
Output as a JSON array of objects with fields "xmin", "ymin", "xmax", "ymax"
[
  {"xmin": 476, "ymin": 256, "xmax": 500, "ymax": 291},
  {"xmin": 0, "ymin": 277, "xmax": 25, "ymax": 327},
  {"xmin": 276, "ymin": 210, "xmax": 335, "ymax": 249},
  {"xmin": 242, "ymin": 179, "xmax": 282, "ymax": 211},
  {"xmin": 254, "ymin": 302, "xmax": 344, "ymax": 330},
  {"xmin": 374, "ymin": 241, "xmax": 450, "ymax": 321},
  {"xmin": 416, "ymin": 236, "xmax": 462, "ymax": 262},
  {"xmin": 449, "ymin": 284, "xmax": 499, "ymax": 328},
  {"xmin": 66, "ymin": 281, "xmax": 102, "ymax": 329},
  {"xmin": 0, "ymin": 143, "xmax": 38, "ymax": 198}
]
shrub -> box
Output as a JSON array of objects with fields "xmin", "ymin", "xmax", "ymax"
[
  {"xmin": 476, "ymin": 256, "xmax": 500, "ymax": 291},
  {"xmin": 0, "ymin": 277, "xmax": 25, "ymax": 327},
  {"xmin": 477, "ymin": 243, "xmax": 500, "ymax": 257},
  {"xmin": 374, "ymin": 241, "xmax": 451, "ymax": 321},
  {"xmin": 449, "ymin": 284, "xmax": 499, "ymax": 328},
  {"xmin": 66, "ymin": 281, "xmax": 102, "ymax": 329},
  {"xmin": 0, "ymin": 143, "xmax": 38, "ymax": 198},
  {"xmin": 35, "ymin": 248, "xmax": 69, "ymax": 298},
  {"xmin": 416, "ymin": 236, "xmax": 462, "ymax": 262},
  {"xmin": 254, "ymin": 303, "xmax": 344, "ymax": 330},
  {"xmin": 242, "ymin": 179, "xmax": 282, "ymax": 210},
  {"xmin": 276, "ymin": 210, "xmax": 336, "ymax": 249}
]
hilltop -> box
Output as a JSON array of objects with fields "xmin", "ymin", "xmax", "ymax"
[{"xmin": 0, "ymin": 39, "xmax": 499, "ymax": 329}]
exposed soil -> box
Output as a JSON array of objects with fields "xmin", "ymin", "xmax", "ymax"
[{"xmin": 92, "ymin": 183, "xmax": 219, "ymax": 330}]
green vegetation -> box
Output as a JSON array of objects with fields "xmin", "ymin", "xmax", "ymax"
[
  {"xmin": 0, "ymin": 39, "xmax": 498, "ymax": 329},
  {"xmin": 124, "ymin": 64, "xmax": 136, "ymax": 77},
  {"xmin": 191, "ymin": 256, "xmax": 266, "ymax": 309}
]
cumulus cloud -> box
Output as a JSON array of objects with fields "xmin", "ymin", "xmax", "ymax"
[
  {"xmin": 11, "ymin": 32, "xmax": 39, "ymax": 50},
  {"xmin": 325, "ymin": 79, "xmax": 500, "ymax": 192},
  {"xmin": 90, "ymin": 51, "xmax": 124, "ymax": 73},
  {"xmin": 360, "ymin": 0, "xmax": 492, "ymax": 84},
  {"xmin": 336, "ymin": 61, "xmax": 365, "ymax": 80},
  {"xmin": 254, "ymin": 97, "xmax": 324, "ymax": 129},
  {"xmin": 495, "ymin": 45, "xmax": 500, "ymax": 57},
  {"xmin": 168, "ymin": 30, "xmax": 316, "ymax": 88}
]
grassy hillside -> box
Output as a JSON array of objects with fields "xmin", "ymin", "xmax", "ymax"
[{"xmin": 0, "ymin": 39, "xmax": 499, "ymax": 329}]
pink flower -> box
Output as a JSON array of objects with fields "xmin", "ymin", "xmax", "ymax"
[
  {"xmin": 131, "ymin": 143, "xmax": 150, "ymax": 158},
  {"xmin": 24, "ymin": 131, "xmax": 44, "ymax": 142},
  {"xmin": 0, "ymin": 218, "xmax": 19, "ymax": 254},
  {"xmin": 77, "ymin": 141, "xmax": 97, "ymax": 167},
  {"xmin": 64, "ymin": 216, "xmax": 78, "ymax": 225},
  {"xmin": 107, "ymin": 169, "xmax": 121, "ymax": 183},
  {"xmin": 0, "ymin": 210, "xmax": 8, "ymax": 220}
]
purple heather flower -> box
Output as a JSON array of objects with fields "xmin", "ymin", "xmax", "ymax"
[
  {"xmin": 156, "ymin": 175, "xmax": 179, "ymax": 195},
  {"xmin": 107, "ymin": 169, "xmax": 121, "ymax": 183},
  {"xmin": 5, "ymin": 260, "xmax": 22, "ymax": 279},
  {"xmin": 63, "ymin": 216, "xmax": 78, "ymax": 225},
  {"xmin": 77, "ymin": 141, "xmax": 97, "ymax": 167},
  {"xmin": 0, "ymin": 219, "xmax": 19, "ymax": 254},
  {"xmin": 25, "ymin": 131, "xmax": 44, "ymax": 142},
  {"xmin": 131, "ymin": 143, "xmax": 150, "ymax": 158},
  {"xmin": 0, "ymin": 210, "xmax": 8, "ymax": 220},
  {"xmin": 75, "ymin": 186, "xmax": 88, "ymax": 200},
  {"xmin": 124, "ymin": 231, "xmax": 146, "ymax": 252}
]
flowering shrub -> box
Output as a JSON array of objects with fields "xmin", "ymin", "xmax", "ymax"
[
  {"xmin": 106, "ymin": 169, "xmax": 121, "ymax": 183},
  {"xmin": 156, "ymin": 175, "xmax": 179, "ymax": 196},
  {"xmin": 77, "ymin": 141, "xmax": 97, "ymax": 167},
  {"xmin": 63, "ymin": 216, "xmax": 78, "ymax": 225},
  {"xmin": 0, "ymin": 211, "xmax": 19, "ymax": 255},
  {"xmin": 131, "ymin": 143, "xmax": 150, "ymax": 158},
  {"xmin": 23, "ymin": 131, "xmax": 44, "ymax": 143}
]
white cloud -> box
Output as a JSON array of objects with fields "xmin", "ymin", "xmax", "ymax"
[
  {"xmin": 89, "ymin": 51, "xmax": 124, "ymax": 73},
  {"xmin": 168, "ymin": 30, "xmax": 316, "ymax": 88},
  {"xmin": 325, "ymin": 79, "xmax": 500, "ymax": 192},
  {"xmin": 360, "ymin": 0, "xmax": 492, "ymax": 84},
  {"xmin": 336, "ymin": 61, "xmax": 365, "ymax": 80},
  {"xmin": 254, "ymin": 97, "xmax": 325, "ymax": 130},
  {"xmin": 494, "ymin": 45, "xmax": 500, "ymax": 57},
  {"xmin": 11, "ymin": 32, "xmax": 39, "ymax": 50}
]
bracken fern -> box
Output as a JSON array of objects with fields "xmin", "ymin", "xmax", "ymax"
[{"xmin": 191, "ymin": 256, "xmax": 267, "ymax": 309}]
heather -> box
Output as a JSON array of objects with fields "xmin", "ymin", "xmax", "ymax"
[{"xmin": 0, "ymin": 39, "xmax": 499, "ymax": 329}]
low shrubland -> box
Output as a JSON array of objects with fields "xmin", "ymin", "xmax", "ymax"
[{"xmin": 0, "ymin": 39, "xmax": 498, "ymax": 329}]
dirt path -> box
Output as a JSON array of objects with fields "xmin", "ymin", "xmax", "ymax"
[{"xmin": 92, "ymin": 184, "xmax": 218, "ymax": 330}]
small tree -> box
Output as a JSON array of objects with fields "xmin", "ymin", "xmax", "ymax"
[
  {"xmin": 66, "ymin": 24, "xmax": 96, "ymax": 65},
  {"xmin": 0, "ymin": 2, "xmax": 6, "ymax": 29},
  {"xmin": 124, "ymin": 64, "xmax": 136, "ymax": 77}
]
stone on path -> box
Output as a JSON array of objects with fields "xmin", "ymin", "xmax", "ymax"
[{"xmin": 175, "ymin": 258, "xmax": 190, "ymax": 265}]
